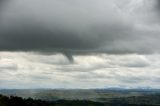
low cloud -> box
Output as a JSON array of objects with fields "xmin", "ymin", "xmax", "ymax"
[
  {"xmin": 0, "ymin": 59, "xmax": 18, "ymax": 71},
  {"xmin": 118, "ymin": 55, "xmax": 150, "ymax": 68},
  {"xmin": 0, "ymin": 52, "xmax": 160, "ymax": 89}
]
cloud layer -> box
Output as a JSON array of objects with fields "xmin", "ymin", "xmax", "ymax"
[
  {"xmin": 1, "ymin": 52, "xmax": 160, "ymax": 89},
  {"xmin": 0, "ymin": 0, "xmax": 160, "ymax": 55}
]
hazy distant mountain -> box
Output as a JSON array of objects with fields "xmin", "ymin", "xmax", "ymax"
[{"xmin": 0, "ymin": 89, "xmax": 160, "ymax": 102}]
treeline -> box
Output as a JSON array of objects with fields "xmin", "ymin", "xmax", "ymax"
[
  {"xmin": 0, "ymin": 94, "xmax": 105, "ymax": 106},
  {"xmin": 1, "ymin": 94, "xmax": 160, "ymax": 106}
]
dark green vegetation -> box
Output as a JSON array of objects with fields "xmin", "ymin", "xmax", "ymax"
[
  {"xmin": 1, "ymin": 89, "xmax": 160, "ymax": 106},
  {"xmin": 0, "ymin": 94, "xmax": 105, "ymax": 106},
  {"xmin": 1, "ymin": 94, "xmax": 160, "ymax": 106}
]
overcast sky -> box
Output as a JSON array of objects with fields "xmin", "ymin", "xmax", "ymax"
[{"xmin": 0, "ymin": 0, "xmax": 160, "ymax": 89}]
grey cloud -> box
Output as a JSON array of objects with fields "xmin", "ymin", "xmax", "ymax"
[
  {"xmin": 123, "ymin": 62, "xmax": 149, "ymax": 68},
  {"xmin": 67, "ymin": 70, "xmax": 149, "ymax": 85},
  {"xmin": 55, "ymin": 62, "xmax": 113, "ymax": 72},
  {"xmin": 72, "ymin": 72, "xmax": 113, "ymax": 81},
  {"xmin": 29, "ymin": 75, "xmax": 52, "ymax": 81},
  {"xmin": 0, "ymin": 0, "xmax": 6, "ymax": 8},
  {"xmin": 120, "ymin": 58, "xmax": 150, "ymax": 68},
  {"xmin": 0, "ymin": 63, "xmax": 18, "ymax": 70},
  {"xmin": 108, "ymin": 70, "xmax": 148, "ymax": 84},
  {"xmin": 0, "ymin": 25, "xmax": 97, "ymax": 51},
  {"xmin": 0, "ymin": 0, "xmax": 160, "ymax": 56},
  {"xmin": 156, "ymin": 0, "xmax": 160, "ymax": 10},
  {"xmin": 116, "ymin": 75, "xmax": 147, "ymax": 83},
  {"xmin": 0, "ymin": 18, "xmax": 132, "ymax": 53},
  {"xmin": 31, "ymin": 53, "xmax": 71, "ymax": 65}
]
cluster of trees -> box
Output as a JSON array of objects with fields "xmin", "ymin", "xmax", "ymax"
[{"xmin": 1, "ymin": 94, "xmax": 160, "ymax": 106}]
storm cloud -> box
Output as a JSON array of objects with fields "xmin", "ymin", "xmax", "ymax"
[
  {"xmin": 0, "ymin": 0, "xmax": 160, "ymax": 55},
  {"xmin": 156, "ymin": 0, "xmax": 160, "ymax": 10}
]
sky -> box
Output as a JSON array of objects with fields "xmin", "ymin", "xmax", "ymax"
[{"xmin": 0, "ymin": 0, "xmax": 160, "ymax": 89}]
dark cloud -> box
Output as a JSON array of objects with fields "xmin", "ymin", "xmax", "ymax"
[
  {"xmin": 0, "ymin": 0, "xmax": 6, "ymax": 17},
  {"xmin": 156, "ymin": 0, "xmax": 160, "ymax": 10},
  {"xmin": 0, "ymin": 0, "xmax": 5, "ymax": 7},
  {"xmin": 0, "ymin": 24, "xmax": 99, "ymax": 51},
  {"xmin": 0, "ymin": 0, "xmax": 160, "ymax": 57}
]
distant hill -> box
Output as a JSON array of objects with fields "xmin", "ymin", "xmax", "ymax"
[{"xmin": 0, "ymin": 89, "xmax": 160, "ymax": 101}]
